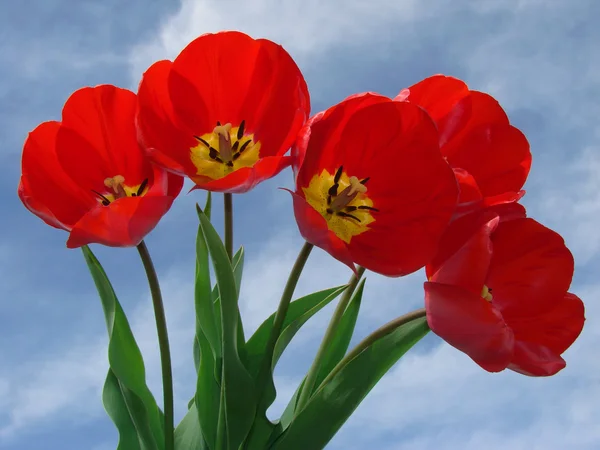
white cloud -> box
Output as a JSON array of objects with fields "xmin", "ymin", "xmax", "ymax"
[
  {"xmin": 326, "ymin": 279, "xmax": 599, "ymax": 450},
  {"xmin": 127, "ymin": 0, "xmax": 423, "ymax": 84}
]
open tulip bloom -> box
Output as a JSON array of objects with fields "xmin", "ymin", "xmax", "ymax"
[{"xmin": 17, "ymin": 31, "xmax": 585, "ymax": 450}]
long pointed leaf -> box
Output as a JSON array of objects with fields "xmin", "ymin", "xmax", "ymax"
[
  {"xmin": 197, "ymin": 205, "xmax": 257, "ymax": 449},
  {"xmin": 242, "ymin": 285, "xmax": 348, "ymax": 449},
  {"xmin": 313, "ymin": 279, "xmax": 365, "ymax": 390},
  {"xmin": 102, "ymin": 369, "xmax": 142, "ymax": 450},
  {"xmin": 174, "ymin": 401, "xmax": 209, "ymax": 450},
  {"xmin": 269, "ymin": 317, "xmax": 430, "ymax": 450},
  {"xmin": 82, "ymin": 246, "xmax": 164, "ymax": 450},
  {"xmin": 245, "ymin": 285, "xmax": 348, "ymax": 378}
]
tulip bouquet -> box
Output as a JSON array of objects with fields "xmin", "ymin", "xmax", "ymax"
[{"xmin": 18, "ymin": 31, "xmax": 585, "ymax": 450}]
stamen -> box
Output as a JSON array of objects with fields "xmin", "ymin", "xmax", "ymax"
[
  {"xmin": 358, "ymin": 205, "xmax": 379, "ymax": 212},
  {"xmin": 348, "ymin": 176, "xmax": 367, "ymax": 196},
  {"xmin": 92, "ymin": 190, "xmax": 111, "ymax": 206},
  {"xmin": 137, "ymin": 178, "xmax": 149, "ymax": 196},
  {"xmin": 238, "ymin": 140, "xmax": 251, "ymax": 153},
  {"xmin": 334, "ymin": 166, "xmax": 343, "ymax": 183},
  {"xmin": 360, "ymin": 177, "xmax": 370, "ymax": 185},
  {"xmin": 237, "ymin": 120, "xmax": 245, "ymax": 140},
  {"xmin": 104, "ymin": 175, "xmax": 126, "ymax": 198},
  {"xmin": 194, "ymin": 136, "xmax": 211, "ymax": 148},
  {"xmin": 481, "ymin": 285, "xmax": 493, "ymax": 302},
  {"xmin": 336, "ymin": 211, "xmax": 361, "ymax": 222},
  {"xmin": 214, "ymin": 123, "xmax": 233, "ymax": 162}
]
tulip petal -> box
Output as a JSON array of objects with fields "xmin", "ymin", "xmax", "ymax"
[
  {"xmin": 427, "ymin": 212, "xmax": 499, "ymax": 295},
  {"xmin": 19, "ymin": 121, "xmax": 94, "ymax": 230},
  {"xmin": 425, "ymin": 282, "xmax": 514, "ymax": 372},
  {"xmin": 67, "ymin": 196, "xmax": 175, "ymax": 248},
  {"xmin": 397, "ymin": 75, "xmax": 471, "ymax": 148},
  {"xmin": 136, "ymin": 59, "xmax": 199, "ymax": 177},
  {"xmin": 507, "ymin": 292, "xmax": 584, "ymax": 376},
  {"xmin": 286, "ymin": 189, "xmax": 356, "ymax": 273},
  {"xmin": 447, "ymin": 123, "xmax": 531, "ymax": 198},
  {"xmin": 58, "ymin": 86, "xmax": 153, "ymax": 193},
  {"xmin": 488, "ymin": 218, "xmax": 575, "ymax": 316},
  {"xmin": 191, "ymin": 156, "xmax": 292, "ymax": 194}
]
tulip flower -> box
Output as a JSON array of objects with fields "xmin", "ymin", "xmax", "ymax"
[
  {"xmin": 136, "ymin": 31, "xmax": 310, "ymax": 193},
  {"xmin": 425, "ymin": 211, "xmax": 585, "ymax": 376},
  {"xmin": 290, "ymin": 93, "xmax": 459, "ymax": 276},
  {"xmin": 18, "ymin": 85, "xmax": 183, "ymax": 248},
  {"xmin": 396, "ymin": 75, "xmax": 532, "ymax": 216}
]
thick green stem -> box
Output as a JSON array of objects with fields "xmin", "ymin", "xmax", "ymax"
[
  {"xmin": 318, "ymin": 308, "xmax": 427, "ymax": 390},
  {"xmin": 136, "ymin": 241, "xmax": 174, "ymax": 450},
  {"xmin": 257, "ymin": 242, "xmax": 314, "ymax": 398},
  {"xmin": 295, "ymin": 265, "xmax": 366, "ymax": 413},
  {"xmin": 224, "ymin": 193, "xmax": 233, "ymax": 260}
]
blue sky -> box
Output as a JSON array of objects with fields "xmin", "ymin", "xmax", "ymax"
[{"xmin": 1, "ymin": 0, "xmax": 599, "ymax": 449}]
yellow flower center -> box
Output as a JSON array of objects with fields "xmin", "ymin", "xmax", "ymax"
[
  {"xmin": 481, "ymin": 285, "xmax": 493, "ymax": 302},
  {"xmin": 190, "ymin": 120, "xmax": 261, "ymax": 180},
  {"xmin": 92, "ymin": 175, "xmax": 149, "ymax": 206},
  {"xmin": 302, "ymin": 166, "xmax": 378, "ymax": 243}
]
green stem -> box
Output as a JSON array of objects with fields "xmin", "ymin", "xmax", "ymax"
[
  {"xmin": 295, "ymin": 265, "xmax": 366, "ymax": 413},
  {"xmin": 224, "ymin": 193, "xmax": 233, "ymax": 260},
  {"xmin": 257, "ymin": 242, "xmax": 314, "ymax": 398},
  {"xmin": 136, "ymin": 241, "xmax": 174, "ymax": 450},
  {"xmin": 318, "ymin": 307, "xmax": 427, "ymax": 390}
]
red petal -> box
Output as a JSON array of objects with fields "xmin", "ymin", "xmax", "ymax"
[
  {"xmin": 488, "ymin": 218, "xmax": 574, "ymax": 317},
  {"xmin": 508, "ymin": 292, "xmax": 584, "ymax": 375},
  {"xmin": 136, "ymin": 60, "xmax": 199, "ymax": 177},
  {"xmin": 333, "ymin": 101, "xmax": 458, "ymax": 275},
  {"xmin": 294, "ymin": 93, "xmax": 390, "ymax": 189},
  {"xmin": 446, "ymin": 123, "xmax": 531, "ymax": 198},
  {"xmin": 19, "ymin": 121, "xmax": 94, "ymax": 230},
  {"xmin": 66, "ymin": 196, "xmax": 175, "ymax": 248},
  {"xmin": 508, "ymin": 343, "xmax": 566, "ymax": 377},
  {"xmin": 425, "ymin": 282, "xmax": 514, "ymax": 372},
  {"xmin": 191, "ymin": 155, "xmax": 292, "ymax": 194},
  {"xmin": 57, "ymin": 85, "xmax": 153, "ymax": 194},
  {"xmin": 169, "ymin": 31, "xmax": 309, "ymax": 158},
  {"xmin": 441, "ymin": 91, "xmax": 509, "ymax": 158},
  {"xmin": 427, "ymin": 212, "xmax": 499, "ymax": 295},
  {"xmin": 454, "ymin": 167, "xmax": 483, "ymax": 205},
  {"xmin": 397, "ymin": 75, "xmax": 471, "ymax": 148},
  {"xmin": 287, "ymin": 189, "xmax": 356, "ymax": 273}
]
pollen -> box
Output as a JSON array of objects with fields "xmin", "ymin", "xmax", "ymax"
[
  {"xmin": 93, "ymin": 176, "xmax": 149, "ymax": 206},
  {"xmin": 190, "ymin": 120, "xmax": 260, "ymax": 181},
  {"xmin": 481, "ymin": 285, "xmax": 493, "ymax": 302},
  {"xmin": 104, "ymin": 175, "xmax": 126, "ymax": 197},
  {"xmin": 303, "ymin": 167, "xmax": 378, "ymax": 243}
]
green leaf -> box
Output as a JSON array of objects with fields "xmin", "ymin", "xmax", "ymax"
[
  {"xmin": 102, "ymin": 369, "xmax": 142, "ymax": 450},
  {"xmin": 243, "ymin": 285, "xmax": 348, "ymax": 449},
  {"xmin": 82, "ymin": 246, "xmax": 164, "ymax": 450},
  {"xmin": 245, "ymin": 285, "xmax": 348, "ymax": 378},
  {"xmin": 196, "ymin": 205, "xmax": 257, "ymax": 449},
  {"xmin": 204, "ymin": 192, "xmax": 212, "ymax": 221},
  {"xmin": 269, "ymin": 317, "xmax": 430, "ymax": 450},
  {"xmin": 194, "ymin": 329, "xmax": 220, "ymax": 449},
  {"xmin": 278, "ymin": 378, "xmax": 305, "ymax": 432},
  {"xmin": 194, "ymin": 212, "xmax": 220, "ymax": 368},
  {"xmin": 313, "ymin": 278, "xmax": 365, "ymax": 390},
  {"xmin": 174, "ymin": 401, "xmax": 209, "ymax": 450},
  {"xmin": 213, "ymin": 246, "xmax": 245, "ymax": 352}
]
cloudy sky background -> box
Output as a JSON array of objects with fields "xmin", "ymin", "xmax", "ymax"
[{"xmin": 1, "ymin": 0, "xmax": 599, "ymax": 449}]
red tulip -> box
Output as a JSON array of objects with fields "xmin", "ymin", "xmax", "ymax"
[
  {"xmin": 396, "ymin": 75, "xmax": 532, "ymax": 217},
  {"xmin": 18, "ymin": 85, "xmax": 183, "ymax": 248},
  {"xmin": 290, "ymin": 93, "xmax": 459, "ymax": 276},
  {"xmin": 136, "ymin": 31, "xmax": 310, "ymax": 193},
  {"xmin": 425, "ymin": 211, "xmax": 585, "ymax": 376}
]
